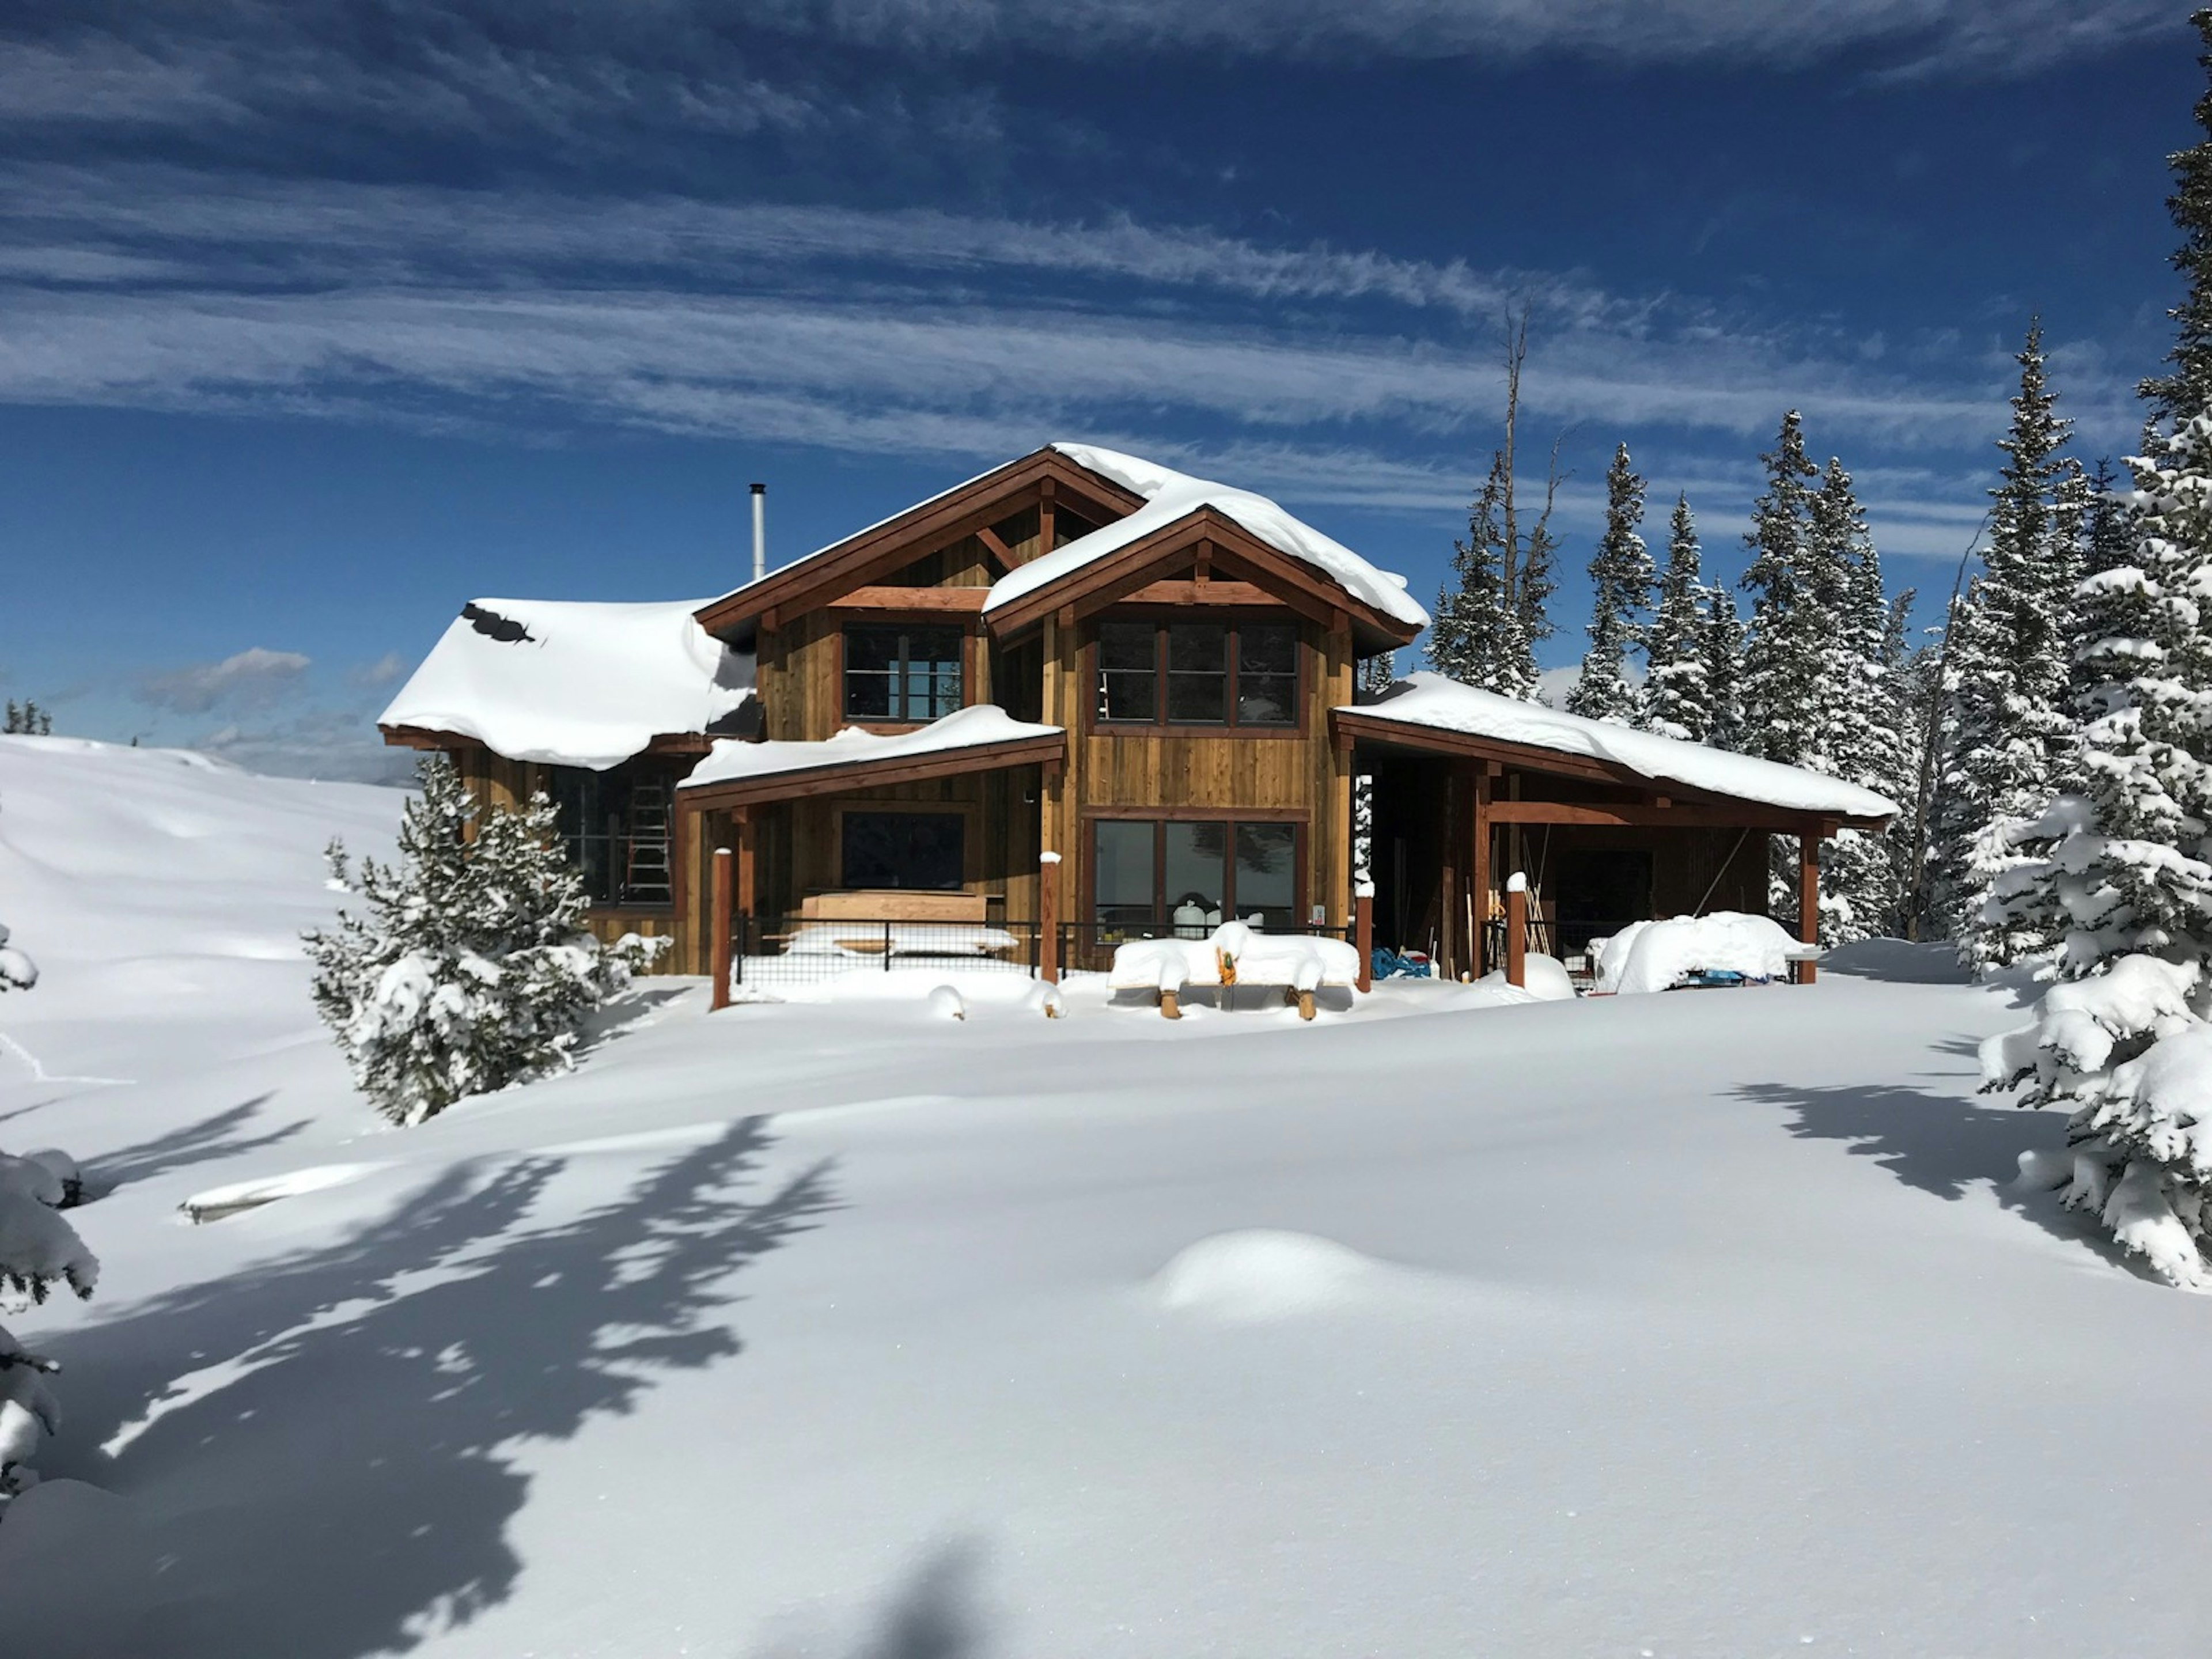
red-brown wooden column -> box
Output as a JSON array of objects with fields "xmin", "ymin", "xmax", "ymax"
[
  {"xmin": 1796, "ymin": 824, "xmax": 1821, "ymax": 985},
  {"xmin": 709, "ymin": 846, "xmax": 733, "ymax": 1011},
  {"xmin": 1469, "ymin": 764, "xmax": 1493, "ymax": 980},
  {"xmin": 1505, "ymin": 873, "xmax": 1528, "ymax": 988},
  {"xmin": 1039, "ymin": 850, "xmax": 1060, "ymax": 984}
]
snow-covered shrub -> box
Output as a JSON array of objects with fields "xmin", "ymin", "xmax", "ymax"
[
  {"xmin": 0, "ymin": 904, "xmax": 97, "ymax": 1501},
  {"xmin": 305, "ymin": 756, "xmax": 653, "ymax": 1127}
]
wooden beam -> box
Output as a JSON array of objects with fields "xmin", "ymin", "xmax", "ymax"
[
  {"xmin": 1117, "ymin": 579, "xmax": 1275, "ymax": 607},
  {"xmin": 1505, "ymin": 875, "xmax": 1527, "ymax": 988},
  {"xmin": 824, "ymin": 586, "xmax": 990, "ymax": 613},
  {"xmin": 676, "ymin": 732, "xmax": 1067, "ymax": 812},
  {"xmin": 975, "ymin": 524, "xmax": 1014, "ymax": 571},
  {"xmin": 1485, "ymin": 801, "xmax": 1833, "ymax": 830},
  {"xmin": 734, "ymin": 805, "xmax": 756, "ymax": 918},
  {"xmin": 1355, "ymin": 888, "xmax": 1373, "ymax": 993},
  {"xmin": 1039, "ymin": 849, "xmax": 1060, "ymax": 984},
  {"xmin": 1039, "ymin": 477, "xmax": 1056, "ymax": 559}
]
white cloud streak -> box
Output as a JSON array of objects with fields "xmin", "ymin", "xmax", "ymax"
[{"xmin": 136, "ymin": 647, "xmax": 313, "ymax": 714}]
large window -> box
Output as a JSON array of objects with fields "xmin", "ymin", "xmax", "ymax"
[
  {"xmin": 1094, "ymin": 619, "xmax": 1298, "ymax": 728},
  {"xmin": 1092, "ymin": 818, "xmax": 1300, "ymax": 934},
  {"xmin": 844, "ymin": 624, "xmax": 964, "ymax": 722},
  {"xmin": 547, "ymin": 764, "xmax": 673, "ymax": 907},
  {"xmin": 842, "ymin": 810, "xmax": 965, "ymax": 891}
]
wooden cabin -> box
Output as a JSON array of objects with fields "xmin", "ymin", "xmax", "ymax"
[{"xmin": 379, "ymin": 444, "xmax": 1895, "ymax": 984}]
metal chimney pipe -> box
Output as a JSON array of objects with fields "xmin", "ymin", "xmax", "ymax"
[{"xmin": 749, "ymin": 482, "xmax": 766, "ymax": 584}]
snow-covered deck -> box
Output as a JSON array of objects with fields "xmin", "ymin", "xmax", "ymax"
[
  {"xmin": 678, "ymin": 704, "xmax": 1064, "ymax": 808},
  {"xmin": 1339, "ymin": 673, "xmax": 1898, "ymax": 822}
]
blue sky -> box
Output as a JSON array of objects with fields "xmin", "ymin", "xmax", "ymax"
[{"xmin": 0, "ymin": 1, "xmax": 2192, "ymax": 779}]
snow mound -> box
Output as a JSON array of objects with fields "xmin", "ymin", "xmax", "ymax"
[
  {"xmin": 1108, "ymin": 925, "xmax": 1360, "ymax": 993},
  {"xmin": 1147, "ymin": 1230, "xmax": 1426, "ymax": 1323},
  {"xmin": 1593, "ymin": 913, "xmax": 1800, "ymax": 995},
  {"xmin": 1475, "ymin": 953, "xmax": 1577, "ymax": 1001}
]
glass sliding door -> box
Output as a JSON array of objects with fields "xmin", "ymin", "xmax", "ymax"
[{"xmin": 1089, "ymin": 817, "xmax": 1304, "ymax": 939}]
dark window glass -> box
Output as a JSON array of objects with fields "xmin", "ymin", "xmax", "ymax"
[
  {"xmin": 843, "ymin": 625, "xmax": 963, "ymax": 722},
  {"xmin": 1096, "ymin": 621, "xmax": 1157, "ymax": 722},
  {"xmin": 1236, "ymin": 623, "xmax": 1298, "ymax": 725},
  {"xmin": 1234, "ymin": 823, "xmax": 1297, "ymax": 929},
  {"xmin": 1093, "ymin": 820, "xmax": 1156, "ymax": 929},
  {"xmin": 547, "ymin": 764, "xmax": 673, "ymax": 907},
  {"xmin": 841, "ymin": 811, "xmax": 965, "ymax": 891},
  {"xmin": 1164, "ymin": 821, "xmax": 1228, "ymax": 935},
  {"xmin": 1165, "ymin": 623, "xmax": 1229, "ymax": 724},
  {"xmin": 1097, "ymin": 820, "xmax": 1297, "ymax": 934}
]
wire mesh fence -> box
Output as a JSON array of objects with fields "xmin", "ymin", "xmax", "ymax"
[{"xmin": 727, "ymin": 915, "xmax": 1355, "ymax": 993}]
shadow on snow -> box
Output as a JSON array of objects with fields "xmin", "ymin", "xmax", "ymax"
[
  {"xmin": 3, "ymin": 1116, "xmax": 836, "ymax": 1659},
  {"xmin": 82, "ymin": 1094, "xmax": 312, "ymax": 1197}
]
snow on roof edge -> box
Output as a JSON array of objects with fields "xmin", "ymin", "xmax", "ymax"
[
  {"xmin": 1345, "ymin": 673, "xmax": 1899, "ymax": 820},
  {"xmin": 681, "ymin": 704, "xmax": 1062, "ymax": 793}
]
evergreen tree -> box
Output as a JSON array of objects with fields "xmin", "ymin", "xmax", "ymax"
[
  {"xmin": 1927, "ymin": 321, "xmax": 2081, "ymax": 965},
  {"xmin": 2143, "ymin": 9, "xmax": 2212, "ymax": 433},
  {"xmin": 1357, "ymin": 649, "xmax": 1399, "ymax": 699},
  {"xmin": 1700, "ymin": 583, "xmax": 1745, "ymax": 752},
  {"xmin": 1567, "ymin": 444, "xmax": 1652, "ymax": 723},
  {"xmin": 305, "ymin": 756, "xmax": 653, "ymax": 1127},
  {"xmin": 1426, "ymin": 310, "xmax": 1561, "ymax": 700},
  {"xmin": 1641, "ymin": 494, "xmax": 1711, "ymax": 742},
  {"xmin": 2, "ymin": 700, "xmax": 51, "ymax": 737},
  {"xmin": 1740, "ymin": 411, "xmax": 1824, "ymax": 768},
  {"xmin": 1984, "ymin": 419, "xmax": 2212, "ymax": 1284},
  {"xmin": 0, "ymin": 879, "xmax": 97, "ymax": 1501}
]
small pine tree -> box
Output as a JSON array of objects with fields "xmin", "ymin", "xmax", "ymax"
[
  {"xmin": 0, "ymin": 891, "xmax": 97, "ymax": 1501},
  {"xmin": 305, "ymin": 756, "xmax": 652, "ymax": 1127},
  {"xmin": 1639, "ymin": 495, "xmax": 1710, "ymax": 742},
  {"xmin": 1567, "ymin": 444, "xmax": 1652, "ymax": 724}
]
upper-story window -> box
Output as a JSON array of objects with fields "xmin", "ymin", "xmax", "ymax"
[
  {"xmin": 844, "ymin": 624, "xmax": 964, "ymax": 722},
  {"xmin": 1095, "ymin": 619, "xmax": 1298, "ymax": 728}
]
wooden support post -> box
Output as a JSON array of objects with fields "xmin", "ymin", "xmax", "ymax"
[
  {"xmin": 1471, "ymin": 764, "xmax": 1493, "ymax": 980},
  {"xmin": 1505, "ymin": 872, "xmax": 1528, "ymax": 989},
  {"xmin": 1160, "ymin": 987, "xmax": 1181, "ymax": 1020},
  {"xmin": 734, "ymin": 806, "xmax": 755, "ymax": 918},
  {"xmin": 710, "ymin": 847, "xmax": 733, "ymax": 1011},
  {"xmin": 1796, "ymin": 826, "xmax": 1821, "ymax": 985},
  {"xmin": 1296, "ymin": 988, "xmax": 1316, "ymax": 1022},
  {"xmin": 1354, "ymin": 885, "xmax": 1374, "ymax": 993},
  {"xmin": 1039, "ymin": 850, "xmax": 1060, "ymax": 984}
]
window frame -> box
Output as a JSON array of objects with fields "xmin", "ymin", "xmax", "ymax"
[
  {"xmin": 835, "ymin": 804, "xmax": 972, "ymax": 892},
  {"xmin": 1085, "ymin": 612, "xmax": 1306, "ymax": 736},
  {"xmin": 839, "ymin": 619, "xmax": 970, "ymax": 727},
  {"xmin": 1083, "ymin": 809, "xmax": 1308, "ymax": 935},
  {"xmin": 544, "ymin": 759, "xmax": 679, "ymax": 912}
]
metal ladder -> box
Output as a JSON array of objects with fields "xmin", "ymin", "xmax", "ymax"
[{"xmin": 622, "ymin": 782, "xmax": 673, "ymax": 905}]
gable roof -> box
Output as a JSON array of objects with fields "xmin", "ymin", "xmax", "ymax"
[
  {"xmin": 1339, "ymin": 673, "xmax": 1898, "ymax": 823},
  {"xmin": 692, "ymin": 442, "xmax": 1429, "ymax": 642},
  {"xmin": 992, "ymin": 444, "xmax": 1429, "ymax": 632},
  {"xmin": 380, "ymin": 598, "xmax": 753, "ymax": 770}
]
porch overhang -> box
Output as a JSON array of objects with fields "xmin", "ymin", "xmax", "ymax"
[
  {"xmin": 1331, "ymin": 706, "xmax": 1891, "ymax": 835},
  {"xmin": 675, "ymin": 707, "xmax": 1065, "ymax": 812}
]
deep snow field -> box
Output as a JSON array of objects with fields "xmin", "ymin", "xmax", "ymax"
[{"xmin": 2, "ymin": 733, "xmax": 2209, "ymax": 1658}]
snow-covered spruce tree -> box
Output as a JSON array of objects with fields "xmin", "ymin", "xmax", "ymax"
[
  {"xmin": 2143, "ymin": 10, "xmax": 2212, "ymax": 435},
  {"xmin": 0, "ymin": 899, "xmax": 97, "ymax": 1501},
  {"xmin": 1928, "ymin": 322, "xmax": 2081, "ymax": 965},
  {"xmin": 1808, "ymin": 459, "xmax": 1910, "ymax": 942},
  {"xmin": 1639, "ymin": 494, "xmax": 1711, "ymax": 742},
  {"xmin": 1740, "ymin": 411, "xmax": 1824, "ymax": 771},
  {"xmin": 1700, "ymin": 582, "xmax": 1745, "ymax": 752},
  {"xmin": 1566, "ymin": 444, "xmax": 1652, "ymax": 724},
  {"xmin": 1983, "ymin": 420, "xmax": 2212, "ymax": 1283},
  {"xmin": 305, "ymin": 756, "xmax": 651, "ymax": 1127},
  {"xmin": 1426, "ymin": 310, "xmax": 1560, "ymax": 700}
]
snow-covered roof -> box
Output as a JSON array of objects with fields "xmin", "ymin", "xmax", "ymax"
[
  {"xmin": 1346, "ymin": 674, "xmax": 1900, "ymax": 820},
  {"xmin": 985, "ymin": 444, "xmax": 1430, "ymax": 629},
  {"xmin": 680, "ymin": 704, "xmax": 1061, "ymax": 795},
  {"xmin": 380, "ymin": 598, "xmax": 753, "ymax": 771}
]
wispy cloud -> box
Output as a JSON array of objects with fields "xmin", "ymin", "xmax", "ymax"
[{"xmin": 136, "ymin": 646, "xmax": 312, "ymax": 714}]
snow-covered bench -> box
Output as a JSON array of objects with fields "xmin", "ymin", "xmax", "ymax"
[{"xmin": 1109, "ymin": 922, "xmax": 1361, "ymax": 1020}]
